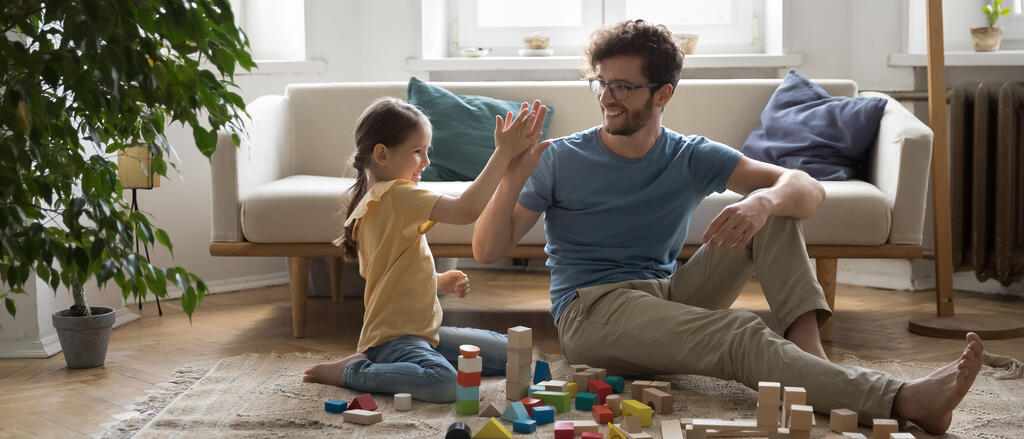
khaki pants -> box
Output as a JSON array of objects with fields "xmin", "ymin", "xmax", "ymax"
[{"xmin": 556, "ymin": 216, "xmax": 903, "ymax": 422}]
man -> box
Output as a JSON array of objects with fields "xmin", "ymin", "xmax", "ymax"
[{"xmin": 473, "ymin": 20, "xmax": 982, "ymax": 434}]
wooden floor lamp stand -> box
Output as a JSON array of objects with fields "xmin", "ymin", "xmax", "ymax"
[{"xmin": 907, "ymin": 0, "xmax": 1024, "ymax": 340}]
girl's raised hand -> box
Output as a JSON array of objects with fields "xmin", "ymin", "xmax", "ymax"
[{"xmin": 494, "ymin": 101, "xmax": 545, "ymax": 159}]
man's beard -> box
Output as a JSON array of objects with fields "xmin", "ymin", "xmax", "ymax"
[{"xmin": 604, "ymin": 94, "xmax": 655, "ymax": 136}]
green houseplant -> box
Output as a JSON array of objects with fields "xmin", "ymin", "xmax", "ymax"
[
  {"xmin": 972, "ymin": 0, "xmax": 1012, "ymax": 51},
  {"xmin": 1, "ymin": 1, "xmax": 255, "ymax": 366}
]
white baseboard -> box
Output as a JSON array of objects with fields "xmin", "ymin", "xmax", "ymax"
[
  {"xmin": 134, "ymin": 272, "xmax": 290, "ymax": 304},
  {"xmin": 913, "ymin": 272, "xmax": 1024, "ymax": 298},
  {"xmin": 0, "ymin": 334, "xmax": 62, "ymax": 359},
  {"xmin": 112, "ymin": 306, "xmax": 141, "ymax": 329}
]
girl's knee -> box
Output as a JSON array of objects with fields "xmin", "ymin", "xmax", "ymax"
[{"xmin": 418, "ymin": 366, "xmax": 458, "ymax": 402}]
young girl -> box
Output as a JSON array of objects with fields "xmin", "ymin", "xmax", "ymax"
[{"xmin": 302, "ymin": 96, "xmax": 551, "ymax": 403}]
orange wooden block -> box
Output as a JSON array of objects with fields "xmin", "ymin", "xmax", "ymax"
[
  {"xmin": 593, "ymin": 405, "xmax": 614, "ymax": 424},
  {"xmin": 457, "ymin": 370, "xmax": 481, "ymax": 387},
  {"xmin": 459, "ymin": 344, "xmax": 480, "ymax": 358}
]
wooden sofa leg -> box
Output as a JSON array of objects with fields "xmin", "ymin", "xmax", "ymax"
[
  {"xmin": 816, "ymin": 258, "xmax": 838, "ymax": 341},
  {"xmin": 288, "ymin": 257, "xmax": 309, "ymax": 338},
  {"xmin": 329, "ymin": 257, "xmax": 343, "ymax": 304}
]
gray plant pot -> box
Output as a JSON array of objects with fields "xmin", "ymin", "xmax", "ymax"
[{"xmin": 52, "ymin": 306, "xmax": 116, "ymax": 369}]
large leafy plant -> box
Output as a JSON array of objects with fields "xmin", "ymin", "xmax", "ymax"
[{"xmin": 1, "ymin": 0, "xmax": 255, "ymax": 319}]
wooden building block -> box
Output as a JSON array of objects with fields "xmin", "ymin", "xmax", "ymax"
[
  {"xmin": 641, "ymin": 387, "xmax": 674, "ymax": 414},
  {"xmin": 758, "ymin": 382, "xmax": 781, "ymax": 406},
  {"xmin": 512, "ymin": 418, "xmax": 537, "ymax": 434},
  {"xmin": 575, "ymin": 392, "xmax": 598, "ymax": 411},
  {"xmin": 479, "ymin": 402, "xmax": 502, "ymax": 417},
  {"xmin": 606, "ymin": 394, "xmax": 622, "ymax": 416},
  {"xmin": 475, "ymin": 417, "xmax": 513, "ymax": 439},
  {"xmin": 685, "ymin": 425, "xmax": 708, "ymax": 439},
  {"xmin": 574, "ymin": 372, "xmax": 597, "ymax": 390},
  {"xmin": 349, "ymin": 393, "xmax": 377, "ymax": 411},
  {"xmin": 507, "ymin": 346, "xmax": 533, "ymax": 366},
  {"xmin": 757, "ymin": 402, "xmax": 779, "ymax": 428},
  {"xmin": 843, "ymin": 433, "xmax": 869, "ymax": 439},
  {"xmin": 584, "ymin": 367, "xmax": 607, "ymax": 381},
  {"xmin": 571, "ymin": 364, "xmax": 591, "ymax": 374},
  {"xmin": 446, "ymin": 422, "xmax": 472, "ymax": 439},
  {"xmin": 871, "ymin": 419, "xmax": 898, "ymax": 439},
  {"xmin": 621, "ymin": 415, "xmax": 643, "ymax": 433},
  {"xmin": 589, "ymin": 379, "xmax": 613, "ymax": 404},
  {"xmin": 788, "ymin": 404, "xmax": 813, "ymax": 430},
  {"xmin": 324, "ymin": 398, "xmax": 347, "ymax": 413},
  {"xmin": 507, "ymin": 326, "xmax": 532, "ymax": 348},
  {"xmin": 532, "ymin": 405, "xmax": 555, "ymax": 424},
  {"xmin": 531, "ymin": 390, "xmax": 572, "ymax": 413},
  {"xmin": 572, "ymin": 420, "xmax": 600, "ymax": 434},
  {"xmin": 621, "ymin": 399, "xmax": 653, "ymax": 427},
  {"xmin": 544, "ymin": 379, "xmax": 569, "ymax": 392},
  {"xmin": 630, "ymin": 380, "xmax": 652, "ymax": 399},
  {"xmin": 342, "ymin": 409, "xmax": 382, "ymax": 425},
  {"xmin": 890, "ymin": 433, "xmax": 915, "ymax": 439},
  {"xmin": 394, "ymin": 393, "xmax": 412, "ymax": 411},
  {"xmin": 506, "ymin": 363, "xmax": 531, "ymax": 383},
  {"xmin": 608, "ymin": 422, "xmax": 629, "ymax": 439},
  {"xmin": 533, "ymin": 361, "xmax": 552, "ymax": 383},
  {"xmin": 829, "ymin": 408, "xmax": 858, "ymax": 433},
  {"xmin": 456, "ymin": 384, "xmax": 479, "ymax": 402},
  {"xmin": 580, "ymin": 433, "xmax": 603, "ymax": 439},
  {"xmin": 458, "ymin": 370, "xmax": 481, "ymax": 387},
  {"xmin": 593, "ymin": 405, "xmax": 614, "ymax": 424},
  {"xmin": 554, "ymin": 421, "xmax": 574, "ymax": 439},
  {"xmin": 605, "ymin": 375, "xmax": 626, "ymax": 393},
  {"xmin": 661, "ymin": 418, "xmax": 684, "ymax": 439},
  {"xmin": 768, "ymin": 427, "xmax": 790, "ymax": 439},
  {"xmin": 505, "ymin": 381, "xmax": 529, "ymax": 401},
  {"xmin": 501, "ymin": 401, "xmax": 529, "ymax": 422},
  {"xmin": 782, "ymin": 387, "xmax": 806, "ymax": 425},
  {"xmin": 459, "ymin": 344, "xmax": 480, "ymax": 358},
  {"xmin": 567, "ymin": 381, "xmax": 579, "ymax": 397},
  {"xmin": 459, "ymin": 355, "xmax": 483, "ymax": 373},
  {"xmin": 519, "ymin": 397, "xmax": 542, "ymax": 415},
  {"xmin": 457, "ymin": 399, "xmax": 479, "ymax": 415},
  {"xmin": 649, "ymin": 381, "xmax": 670, "ymax": 393}
]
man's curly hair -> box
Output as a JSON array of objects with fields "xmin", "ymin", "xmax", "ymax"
[{"xmin": 583, "ymin": 19, "xmax": 684, "ymax": 92}]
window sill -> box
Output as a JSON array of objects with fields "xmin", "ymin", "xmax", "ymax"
[
  {"xmin": 407, "ymin": 54, "xmax": 803, "ymax": 72},
  {"xmin": 888, "ymin": 50, "xmax": 1024, "ymax": 67}
]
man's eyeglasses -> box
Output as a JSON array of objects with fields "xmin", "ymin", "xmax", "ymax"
[{"xmin": 588, "ymin": 78, "xmax": 662, "ymax": 100}]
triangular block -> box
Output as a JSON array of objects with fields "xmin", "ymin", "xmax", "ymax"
[
  {"xmin": 349, "ymin": 393, "xmax": 377, "ymax": 411},
  {"xmin": 501, "ymin": 401, "xmax": 529, "ymax": 422},
  {"xmin": 474, "ymin": 417, "xmax": 513, "ymax": 439},
  {"xmin": 607, "ymin": 422, "xmax": 629, "ymax": 439},
  {"xmin": 479, "ymin": 402, "xmax": 502, "ymax": 418}
]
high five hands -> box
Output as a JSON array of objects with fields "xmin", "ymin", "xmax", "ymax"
[{"xmin": 494, "ymin": 100, "xmax": 553, "ymax": 169}]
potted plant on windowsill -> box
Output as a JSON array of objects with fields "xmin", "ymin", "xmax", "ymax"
[
  {"xmin": 972, "ymin": 0, "xmax": 1011, "ymax": 52},
  {"xmin": 1, "ymin": 0, "xmax": 255, "ymax": 368}
]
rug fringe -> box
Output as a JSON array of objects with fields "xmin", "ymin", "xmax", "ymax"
[{"xmin": 982, "ymin": 352, "xmax": 1023, "ymax": 380}]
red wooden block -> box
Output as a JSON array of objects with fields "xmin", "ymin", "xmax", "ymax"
[
  {"xmin": 457, "ymin": 371, "xmax": 481, "ymax": 387},
  {"xmin": 348, "ymin": 393, "xmax": 377, "ymax": 411},
  {"xmin": 589, "ymin": 379, "xmax": 612, "ymax": 404},
  {"xmin": 520, "ymin": 397, "xmax": 543, "ymax": 416},
  {"xmin": 554, "ymin": 420, "xmax": 574, "ymax": 439},
  {"xmin": 592, "ymin": 405, "xmax": 614, "ymax": 424},
  {"xmin": 581, "ymin": 433, "xmax": 603, "ymax": 439}
]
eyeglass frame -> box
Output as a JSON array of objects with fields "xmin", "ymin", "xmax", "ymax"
[{"xmin": 587, "ymin": 78, "xmax": 664, "ymax": 100}]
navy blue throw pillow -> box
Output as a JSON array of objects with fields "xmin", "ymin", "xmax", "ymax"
[{"xmin": 741, "ymin": 70, "xmax": 887, "ymax": 181}]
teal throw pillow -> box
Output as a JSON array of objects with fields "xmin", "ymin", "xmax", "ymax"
[{"xmin": 407, "ymin": 77, "xmax": 554, "ymax": 181}]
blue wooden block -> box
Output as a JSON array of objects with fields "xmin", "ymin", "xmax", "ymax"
[
  {"xmin": 532, "ymin": 360, "xmax": 552, "ymax": 384},
  {"xmin": 324, "ymin": 398, "xmax": 347, "ymax": 413},
  {"xmin": 575, "ymin": 392, "xmax": 598, "ymax": 411},
  {"xmin": 605, "ymin": 376, "xmax": 626, "ymax": 393},
  {"xmin": 513, "ymin": 418, "xmax": 537, "ymax": 434},
  {"xmin": 528, "ymin": 384, "xmax": 545, "ymax": 396},
  {"xmin": 532, "ymin": 405, "xmax": 555, "ymax": 425},
  {"xmin": 455, "ymin": 384, "xmax": 479, "ymax": 401},
  {"xmin": 501, "ymin": 401, "xmax": 529, "ymax": 422}
]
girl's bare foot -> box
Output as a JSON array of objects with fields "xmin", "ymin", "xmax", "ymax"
[
  {"xmin": 302, "ymin": 353, "xmax": 367, "ymax": 386},
  {"xmin": 893, "ymin": 332, "xmax": 983, "ymax": 434}
]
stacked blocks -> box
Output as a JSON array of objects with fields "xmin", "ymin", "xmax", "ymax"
[
  {"xmin": 457, "ymin": 344, "xmax": 482, "ymax": 415},
  {"xmin": 506, "ymin": 327, "xmax": 533, "ymax": 401},
  {"xmin": 757, "ymin": 382, "xmax": 781, "ymax": 428},
  {"xmin": 788, "ymin": 404, "xmax": 813, "ymax": 439}
]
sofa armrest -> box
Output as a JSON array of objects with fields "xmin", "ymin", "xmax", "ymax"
[
  {"xmin": 861, "ymin": 91, "xmax": 933, "ymax": 245},
  {"xmin": 210, "ymin": 94, "xmax": 291, "ymax": 242}
]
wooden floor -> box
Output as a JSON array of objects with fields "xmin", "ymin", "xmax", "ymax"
[{"xmin": 1, "ymin": 268, "xmax": 1022, "ymax": 438}]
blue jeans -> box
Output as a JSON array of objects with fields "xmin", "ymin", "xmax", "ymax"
[{"xmin": 342, "ymin": 326, "xmax": 508, "ymax": 403}]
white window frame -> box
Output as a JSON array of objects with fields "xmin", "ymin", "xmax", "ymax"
[{"xmin": 450, "ymin": 0, "xmax": 764, "ymax": 56}]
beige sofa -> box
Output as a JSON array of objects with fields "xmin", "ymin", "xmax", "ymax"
[{"xmin": 209, "ymin": 80, "xmax": 932, "ymax": 339}]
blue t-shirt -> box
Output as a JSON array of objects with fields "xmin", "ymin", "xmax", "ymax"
[{"xmin": 519, "ymin": 125, "xmax": 742, "ymax": 324}]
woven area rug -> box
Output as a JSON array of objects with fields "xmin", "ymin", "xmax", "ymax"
[{"xmin": 103, "ymin": 350, "xmax": 1023, "ymax": 439}]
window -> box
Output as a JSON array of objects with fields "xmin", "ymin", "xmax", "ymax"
[
  {"xmin": 451, "ymin": 0, "xmax": 764, "ymax": 56},
  {"xmin": 232, "ymin": 0, "xmax": 307, "ymax": 61}
]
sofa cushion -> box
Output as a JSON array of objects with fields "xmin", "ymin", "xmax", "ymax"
[
  {"xmin": 741, "ymin": 70, "xmax": 887, "ymax": 181},
  {"xmin": 242, "ymin": 176, "xmax": 889, "ymax": 247},
  {"xmin": 408, "ymin": 77, "xmax": 554, "ymax": 182}
]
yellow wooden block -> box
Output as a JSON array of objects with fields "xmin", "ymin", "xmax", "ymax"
[
  {"xmin": 474, "ymin": 417, "xmax": 512, "ymax": 439},
  {"xmin": 621, "ymin": 399, "xmax": 653, "ymax": 427},
  {"xmin": 567, "ymin": 382, "xmax": 579, "ymax": 397}
]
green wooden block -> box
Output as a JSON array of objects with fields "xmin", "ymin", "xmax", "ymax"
[
  {"xmin": 575, "ymin": 392, "xmax": 598, "ymax": 411},
  {"xmin": 456, "ymin": 398, "xmax": 479, "ymax": 415},
  {"xmin": 605, "ymin": 376, "xmax": 626, "ymax": 393},
  {"xmin": 531, "ymin": 391, "xmax": 571, "ymax": 413}
]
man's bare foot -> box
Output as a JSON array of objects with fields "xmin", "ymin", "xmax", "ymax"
[
  {"xmin": 302, "ymin": 353, "xmax": 367, "ymax": 386},
  {"xmin": 785, "ymin": 310, "xmax": 828, "ymax": 360},
  {"xmin": 893, "ymin": 332, "xmax": 984, "ymax": 434}
]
